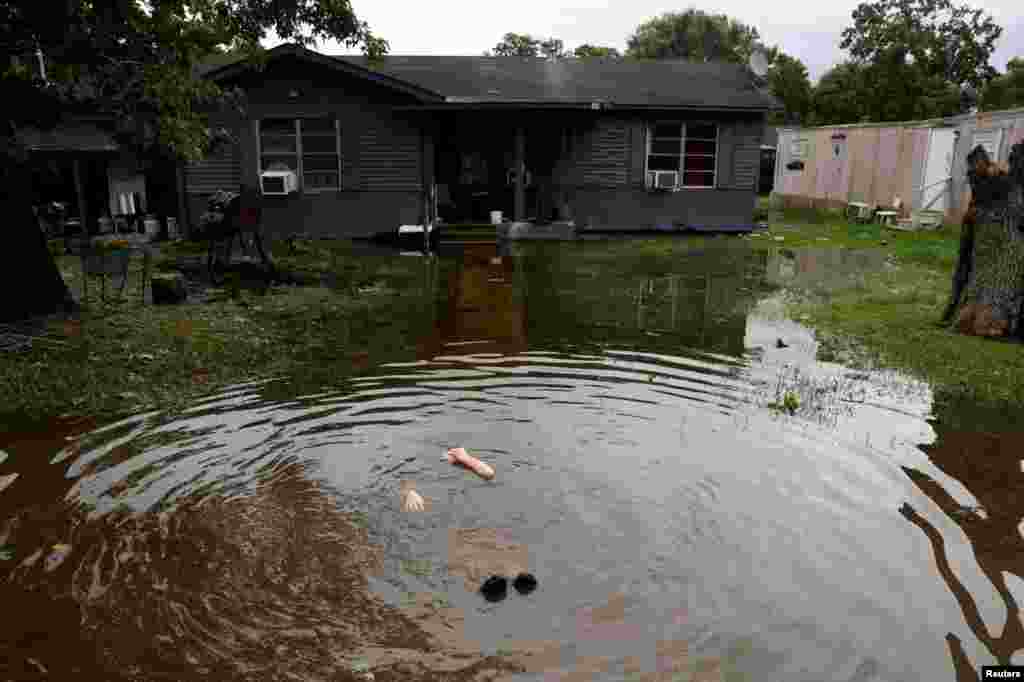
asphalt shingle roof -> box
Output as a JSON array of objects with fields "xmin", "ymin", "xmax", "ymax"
[
  {"xmin": 336, "ymin": 55, "xmax": 776, "ymax": 110},
  {"xmin": 200, "ymin": 45, "xmax": 777, "ymax": 111}
]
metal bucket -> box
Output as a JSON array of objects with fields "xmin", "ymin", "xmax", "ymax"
[{"xmin": 490, "ymin": 210, "xmax": 503, "ymax": 225}]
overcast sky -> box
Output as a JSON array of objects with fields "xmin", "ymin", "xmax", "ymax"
[{"xmin": 265, "ymin": 0, "xmax": 1023, "ymax": 83}]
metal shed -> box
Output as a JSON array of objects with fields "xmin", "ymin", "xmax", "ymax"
[{"xmin": 773, "ymin": 106, "xmax": 1024, "ymax": 223}]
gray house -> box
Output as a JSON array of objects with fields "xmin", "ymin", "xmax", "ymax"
[{"xmin": 186, "ymin": 44, "xmax": 777, "ymax": 238}]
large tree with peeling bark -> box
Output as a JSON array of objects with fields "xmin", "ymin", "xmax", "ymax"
[
  {"xmin": 942, "ymin": 142, "xmax": 1024, "ymax": 337},
  {"xmin": 0, "ymin": 0, "xmax": 387, "ymax": 323}
]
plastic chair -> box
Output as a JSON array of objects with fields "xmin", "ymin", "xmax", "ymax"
[
  {"xmin": 846, "ymin": 201, "xmax": 876, "ymax": 223},
  {"xmin": 875, "ymin": 196, "xmax": 902, "ymax": 226}
]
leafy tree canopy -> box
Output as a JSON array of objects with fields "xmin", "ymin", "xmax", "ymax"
[
  {"xmin": 486, "ymin": 34, "xmax": 621, "ymax": 59},
  {"xmin": 766, "ymin": 52, "xmax": 812, "ymax": 125},
  {"xmin": 1, "ymin": 0, "xmax": 388, "ymax": 163},
  {"xmin": 810, "ymin": 57, "xmax": 961, "ymax": 124},
  {"xmin": 625, "ymin": 8, "xmax": 761, "ymax": 63},
  {"xmin": 981, "ymin": 57, "xmax": 1024, "ymax": 111},
  {"xmin": 840, "ymin": 0, "xmax": 1001, "ymax": 91},
  {"xmin": 487, "ymin": 33, "xmax": 550, "ymax": 57},
  {"xmin": 573, "ymin": 44, "xmax": 621, "ymax": 59}
]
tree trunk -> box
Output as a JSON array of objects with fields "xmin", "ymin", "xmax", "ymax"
[
  {"xmin": 943, "ymin": 142, "xmax": 1024, "ymax": 338},
  {"xmin": 0, "ymin": 158, "xmax": 79, "ymax": 323}
]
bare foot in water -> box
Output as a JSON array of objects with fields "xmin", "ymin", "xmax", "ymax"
[{"xmin": 446, "ymin": 447, "xmax": 495, "ymax": 480}]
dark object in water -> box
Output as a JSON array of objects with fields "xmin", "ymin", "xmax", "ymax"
[
  {"xmin": 776, "ymin": 338, "xmax": 789, "ymax": 349},
  {"xmin": 512, "ymin": 573, "xmax": 537, "ymax": 595},
  {"xmin": 480, "ymin": 575, "xmax": 508, "ymax": 602}
]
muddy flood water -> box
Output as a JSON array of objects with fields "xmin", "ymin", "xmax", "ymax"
[{"xmin": 2, "ymin": 239, "xmax": 1023, "ymax": 681}]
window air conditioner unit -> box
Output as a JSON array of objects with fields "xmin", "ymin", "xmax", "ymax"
[
  {"xmin": 649, "ymin": 170, "xmax": 679, "ymax": 190},
  {"xmin": 259, "ymin": 170, "xmax": 298, "ymax": 196}
]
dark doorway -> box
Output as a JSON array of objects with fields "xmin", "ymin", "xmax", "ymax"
[
  {"xmin": 758, "ymin": 147, "xmax": 776, "ymax": 195},
  {"xmin": 434, "ymin": 115, "xmax": 564, "ymax": 224}
]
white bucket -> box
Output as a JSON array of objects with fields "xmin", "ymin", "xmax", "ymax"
[
  {"xmin": 166, "ymin": 217, "xmax": 178, "ymax": 239},
  {"xmin": 144, "ymin": 216, "xmax": 160, "ymax": 238},
  {"xmin": 490, "ymin": 211, "xmax": 503, "ymax": 225}
]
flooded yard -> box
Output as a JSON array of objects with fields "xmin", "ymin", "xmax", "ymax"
[{"xmin": 1, "ymin": 239, "xmax": 1021, "ymax": 681}]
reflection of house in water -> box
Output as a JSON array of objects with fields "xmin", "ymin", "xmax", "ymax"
[
  {"xmin": 416, "ymin": 246, "xmax": 767, "ymax": 359},
  {"xmin": 764, "ymin": 248, "xmax": 886, "ymax": 289},
  {"xmin": 521, "ymin": 248, "xmax": 767, "ymax": 358},
  {"xmin": 417, "ymin": 245, "xmax": 528, "ymax": 359},
  {"xmin": 901, "ymin": 425, "xmax": 1024, "ymax": 675}
]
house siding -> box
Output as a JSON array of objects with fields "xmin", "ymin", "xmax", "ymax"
[
  {"xmin": 576, "ymin": 119, "xmax": 629, "ymax": 186},
  {"xmin": 185, "ymin": 57, "xmax": 428, "ymax": 238},
  {"xmin": 720, "ymin": 118, "xmax": 760, "ymax": 191},
  {"xmin": 546, "ymin": 112, "xmax": 762, "ymax": 230},
  {"xmin": 190, "ymin": 54, "xmax": 772, "ymax": 236},
  {"xmin": 184, "ymin": 148, "xmax": 241, "ymax": 195},
  {"xmin": 566, "ymin": 187, "xmax": 756, "ymax": 231}
]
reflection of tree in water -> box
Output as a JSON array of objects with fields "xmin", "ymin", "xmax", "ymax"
[
  {"xmin": 1, "ymin": 459, "xmax": 439, "ymax": 680},
  {"xmin": 900, "ymin": 403, "xmax": 1024, "ymax": 680},
  {"xmin": 1, "ymin": 431, "xmax": 530, "ymax": 682},
  {"xmin": 764, "ymin": 248, "xmax": 887, "ymax": 293}
]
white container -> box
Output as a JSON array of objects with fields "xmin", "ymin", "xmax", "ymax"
[
  {"xmin": 97, "ymin": 216, "xmax": 113, "ymax": 234},
  {"xmin": 166, "ymin": 217, "xmax": 178, "ymax": 240},
  {"xmin": 490, "ymin": 211, "xmax": 503, "ymax": 225}
]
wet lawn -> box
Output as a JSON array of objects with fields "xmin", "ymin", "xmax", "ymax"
[
  {"xmin": 1, "ymin": 239, "xmax": 438, "ymax": 420},
  {"xmin": 4, "ymin": 231, "xmax": 1024, "ymax": 680},
  {"xmin": 748, "ymin": 201, "xmax": 1024, "ymax": 410},
  {"xmin": 5, "ymin": 212, "xmax": 1023, "ymax": 422}
]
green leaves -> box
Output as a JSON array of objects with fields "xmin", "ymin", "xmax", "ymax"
[
  {"xmin": 5, "ymin": 0, "xmax": 388, "ymax": 164},
  {"xmin": 626, "ymin": 9, "xmax": 761, "ymax": 63},
  {"xmin": 981, "ymin": 57, "xmax": 1024, "ymax": 111},
  {"xmin": 766, "ymin": 52, "xmax": 813, "ymax": 126},
  {"xmin": 840, "ymin": 0, "xmax": 1002, "ymax": 93}
]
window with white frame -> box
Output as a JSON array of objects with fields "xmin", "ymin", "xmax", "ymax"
[
  {"xmin": 646, "ymin": 121, "xmax": 718, "ymax": 189},
  {"xmin": 258, "ymin": 117, "xmax": 341, "ymax": 191}
]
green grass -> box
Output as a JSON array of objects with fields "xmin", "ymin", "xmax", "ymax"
[
  {"xmin": 2, "ymin": 243, "xmax": 438, "ymax": 421},
  {"xmin": 750, "ymin": 199, "xmax": 1024, "ymax": 412},
  {"xmin": 779, "ymin": 245, "xmax": 1024, "ymax": 410},
  {"xmin": 14, "ymin": 220, "xmax": 1024, "ymax": 422}
]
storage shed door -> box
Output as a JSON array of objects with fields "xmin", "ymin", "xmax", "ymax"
[{"xmin": 920, "ymin": 128, "xmax": 955, "ymax": 212}]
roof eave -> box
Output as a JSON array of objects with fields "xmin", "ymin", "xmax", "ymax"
[
  {"xmin": 202, "ymin": 44, "xmax": 444, "ymax": 103},
  {"xmin": 394, "ymin": 101, "xmax": 772, "ymax": 112}
]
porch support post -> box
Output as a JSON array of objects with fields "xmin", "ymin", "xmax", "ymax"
[
  {"xmin": 72, "ymin": 157, "xmax": 88, "ymax": 232},
  {"xmin": 513, "ymin": 125, "xmax": 525, "ymax": 222},
  {"xmin": 422, "ymin": 119, "xmax": 436, "ymax": 225}
]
